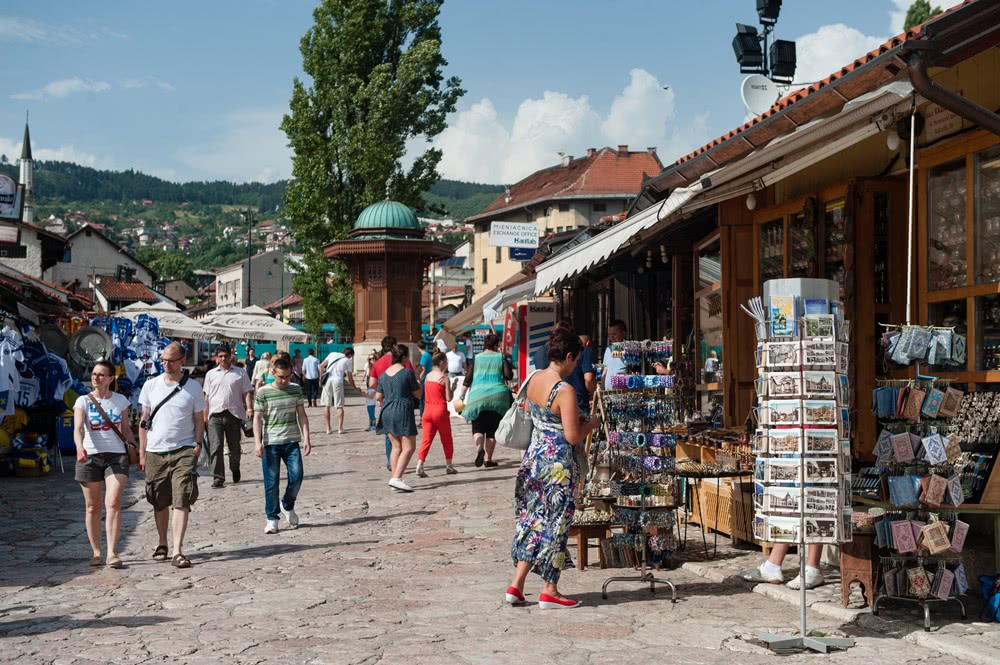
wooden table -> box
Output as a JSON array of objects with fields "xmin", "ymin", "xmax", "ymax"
[{"xmin": 569, "ymin": 524, "xmax": 609, "ymax": 570}]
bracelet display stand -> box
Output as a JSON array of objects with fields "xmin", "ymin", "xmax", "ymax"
[
  {"xmin": 587, "ymin": 340, "xmax": 678, "ymax": 602},
  {"xmin": 747, "ymin": 278, "xmax": 855, "ymax": 654}
]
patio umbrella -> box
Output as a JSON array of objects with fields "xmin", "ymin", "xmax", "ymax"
[
  {"xmin": 201, "ymin": 305, "xmax": 311, "ymax": 343},
  {"xmin": 117, "ymin": 301, "xmax": 211, "ymax": 339}
]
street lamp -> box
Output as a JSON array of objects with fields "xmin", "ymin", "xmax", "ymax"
[
  {"xmin": 241, "ymin": 208, "xmax": 256, "ymax": 307},
  {"xmin": 731, "ymin": 0, "xmax": 796, "ymax": 84}
]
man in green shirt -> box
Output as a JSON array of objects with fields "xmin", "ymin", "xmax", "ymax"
[{"xmin": 253, "ymin": 357, "xmax": 312, "ymax": 534}]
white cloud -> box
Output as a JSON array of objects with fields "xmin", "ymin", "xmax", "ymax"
[
  {"xmin": 175, "ymin": 107, "xmax": 290, "ymax": 183},
  {"xmin": 0, "ymin": 16, "xmax": 126, "ymax": 44},
  {"xmin": 12, "ymin": 77, "xmax": 111, "ymax": 101},
  {"xmin": 0, "ymin": 135, "xmax": 104, "ymax": 168},
  {"xmin": 121, "ymin": 78, "xmax": 175, "ymax": 92},
  {"xmin": 433, "ymin": 69, "xmax": 690, "ymax": 184},
  {"xmin": 792, "ymin": 23, "xmax": 886, "ymax": 84},
  {"xmin": 889, "ymin": 0, "xmax": 910, "ymax": 34}
]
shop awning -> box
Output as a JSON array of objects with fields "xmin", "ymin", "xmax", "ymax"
[
  {"xmin": 118, "ymin": 301, "xmax": 211, "ymax": 339},
  {"xmin": 201, "ymin": 305, "xmax": 311, "ymax": 343},
  {"xmin": 483, "ymin": 278, "xmax": 536, "ymax": 322},
  {"xmin": 533, "ymin": 180, "xmax": 708, "ymax": 293}
]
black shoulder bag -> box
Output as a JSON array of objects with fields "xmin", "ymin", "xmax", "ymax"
[{"xmin": 140, "ymin": 371, "xmax": 190, "ymax": 430}]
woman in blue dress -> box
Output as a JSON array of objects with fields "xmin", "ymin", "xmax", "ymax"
[
  {"xmin": 376, "ymin": 344, "xmax": 422, "ymax": 493},
  {"xmin": 508, "ymin": 327, "xmax": 600, "ymax": 609}
]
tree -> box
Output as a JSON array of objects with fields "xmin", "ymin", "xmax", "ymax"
[
  {"xmin": 148, "ymin": 253, "xmax": 194, "ymax": 282},
  {"xmin": 281, "ymin": 0, "xmax": 464, "ymax": 335},
  {"xmin": 904, "ymin": 0, "xmax": 941, "ymax": 30}
]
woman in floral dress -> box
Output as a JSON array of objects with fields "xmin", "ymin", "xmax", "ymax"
[{"xmin": 508, "ymin": 328, "xmax": 600, "ymax": 609}]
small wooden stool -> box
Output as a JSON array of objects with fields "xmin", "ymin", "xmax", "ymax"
[
  {"xmin": 839, "ymin": 531, "xmax": 879, "ymax": 608},
  {"xmin": 570, "ymin": 524, "xmax": 609, "ymax": 570}
]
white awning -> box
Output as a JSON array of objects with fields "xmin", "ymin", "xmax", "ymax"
[
  {"xmin": 201, "ymin": 305, "xmax": 311, "ymax": 343},
  {"xmin": 483, "ymin": 278, "xmax": 536, "ymax": 321},
  {"xmin": 118, "ymin": 301, "xmax": 212, "ymax": 339},
  {"xmin": 533, "ymin": 181, "xmax": 707, "ymax": 294}
]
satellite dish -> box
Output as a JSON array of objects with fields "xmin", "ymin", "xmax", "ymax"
[{"xmin": 741, "ymin": 74, "xmax": 780, "ymax": 117}]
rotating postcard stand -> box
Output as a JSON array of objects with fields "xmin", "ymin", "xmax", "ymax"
[{"xmin": 746, "ymin": 278, "xmax": 855, "ymax": 654}]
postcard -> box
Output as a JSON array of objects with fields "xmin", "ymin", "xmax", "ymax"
[
  {"xmin": 804, "ymin": 314, "xmax": 835, "ymax": 339},
  {"xmin": 765, "ymin": 399, "xmax": 802, "ymax": 425},
  {"xmin": 804, "ymin": 298, "xmax": 829, "ymax": 315},
  {"xmin": 838, "ymin": 373, "xmax": 850, "ymax": 403},
  {"xmin": 766, "ymin": 515, "xmax": 801, "ymax": 542},
  {"xmin": 803, "ymin": 371, "xmax": 836, "ymax": 398},
  {"xmin": 802, "ymin": 399, "xmax": 837, "ymax": 426},
  {"xmin": 803, "ymin": 428, "xmax": 838, "ymax": 454},
  {"xmin": 802, "ymin": 340, "xmax": 836, "ymax": 367},
  {"xmin": 768, "ymin": 428, "xmax": 803, "ymax": 454},
  {"xmin": 804, "ymin": 487, "xmax": 838, "ymax": 514},
  {"xmin": 765, "ymin": 486, "xmax": 802, "ymax": 514},
  {"xmin": 768, "ymin": 371, "xmax": 803, "ymax": 398},
  {"xmin": 804, "ymin": 517, "xmax": 838, "ymax": 542},
  {"xmin": 766, "ymin": 458, "xmax": 803, "ymax": 484},
  {"xmin": 804, "ymin": 457, "xmax": 838, "ymax": 483},
  {"xmin": 769, "ymin": 295, "xmax": 798, "ymax": 337},
  {"xmin": 753, "ymin": 429, "xmax": 769, "ymax": 454},
  {"xmin": 765, "ymin": 341, "xmax": 800, "ymax": 367}
]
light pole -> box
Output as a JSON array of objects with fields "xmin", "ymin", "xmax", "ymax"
[{"xmin": 242, "ymin": 208, "xmax": 256, "ymax": 306}]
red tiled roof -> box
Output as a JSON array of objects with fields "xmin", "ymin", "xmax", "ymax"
[
  {"xmin": 264, "ymin": 292, "xmax": 303, "ymax": 310},
  {"xmin": 95, "ymin": 278, "xmax": 158, "ymax": 303},
  {"xmin": 663, "ymin": 1, "xmax": 974, "ymax": 185},
  {"xmin": 466, "ymin": 147, "xmax": 662, "ymax": 223}
]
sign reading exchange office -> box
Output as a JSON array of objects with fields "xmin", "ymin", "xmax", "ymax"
[{"xmin": 489, "ymin": 221, "xmax": 539, "ymax": 249}]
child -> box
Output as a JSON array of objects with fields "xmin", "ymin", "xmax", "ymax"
[
  {"xmin": 415, "ymin": 352, "xmax": 457, "ymax": 477},
  {"xmin": 365, "ymin": 388, "xmax": 377, "ymax": 431}
]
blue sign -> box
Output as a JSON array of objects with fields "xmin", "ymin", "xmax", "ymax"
[{"xmin": 509, "ymin": 247, "xmax": 535, "ymax": 262}]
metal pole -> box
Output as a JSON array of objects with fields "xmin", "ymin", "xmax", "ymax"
[
  {"xmin": 245, "ymin": 208, "xmax": 254, "ymax": 307},
  {"xmin": 905, "ymin": 97, "xmax": 917, "ymax": 326}
]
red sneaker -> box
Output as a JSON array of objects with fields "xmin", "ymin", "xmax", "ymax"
[
  {"xmin": 538, "ymin": 593, "xmax": 582, "ymax": 609},
  {"xmin": 504, "ymin": 586, "xmax": 526, "ymax": 605}
]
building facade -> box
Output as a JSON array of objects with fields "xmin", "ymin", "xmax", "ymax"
[
  {"xmin": 46, "ymin": 224, "xmax": 155, "ymax": 288},
  {"xmin": 215, "ymin": 250, "xmax": 297, "ymax": 309}
]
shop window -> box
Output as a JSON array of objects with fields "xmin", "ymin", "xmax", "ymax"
[
  {"xmin": 975, "ymin": 145, "xmax": 1000, "ymax": 284},
  {"xmin": 481, "ymin": 258, "xmax": 488, "ymax": 284},
  {"xmin": 927, "ymin": 157, "xmax": 967, "ymax": 291},
  {"xmin": 559, "ymin": 202, "xmax": 570, "ymax": 212},
  {"xmin": 557, "ymin": 226, "xmax": 564, "ymax": 233},
  {"xmin": 495, "ymin": 247, "xmax": 501, "ymax": 263},
  {"xmin": 759, "ymin": 218, "xmax": 783, "ymax": 283},
  {"xmin": 823, "ymin": 199, "xmax": 848, "ymax": 298},
  {"xmin": 927, "ymin": 299, "xmax": 968, "ymax": 370},
  {"xmin": 593, "ymin": 202, "xmax": 606, "ymax": 212},
  {"xmin": 788, "ymin": 210, "xmax": 817, "ymax": 278},
  {"xmin": 977, "ymin": 294, "xmax": 1000, "ymax": 371}
]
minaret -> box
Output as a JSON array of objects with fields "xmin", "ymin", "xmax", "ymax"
[{"xmin": 18, "ymin": 114, "xmax": 33, "ymax": 225}]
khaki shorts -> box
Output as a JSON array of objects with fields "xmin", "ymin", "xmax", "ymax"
[
  {"xmin": 144, "ymin": 447, "xmax": 199, "ymax": 510},
  {"xmin": 321, "ymin": 378, "xmax": 345, "ymax": 408}
]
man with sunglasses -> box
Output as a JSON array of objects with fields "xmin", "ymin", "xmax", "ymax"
[
  {"xmin": 139, "ymin": 342, "xmax": 206, "ymax": 569},
  {"xmin": 203, "ymin": 343, "xmax": 254, "ymax": 488}
]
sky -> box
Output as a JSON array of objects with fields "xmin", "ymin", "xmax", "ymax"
[{"xmin": 1, "ymin": 0, "xmax": 919, "ymax": 186}]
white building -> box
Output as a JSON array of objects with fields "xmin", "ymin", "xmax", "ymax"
[
  {"xmin": 215, "ymin": 250, "xmax": 298, "ymax": 309},
  {"xmin": 46, "ymin": 224, "xmax": 155, "ymax": 288}
]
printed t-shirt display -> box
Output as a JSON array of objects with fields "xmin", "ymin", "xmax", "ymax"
[
  {"xmin": 74, "ymin": 392, "xmax": 131, "ymax": 454},
  {"xmin": 254, "ymin": 383, "xmax": 305, "ymax": 445},
  {"xmin": 138, "ymin": 375, "xmax": 206, "ymax": 453}
]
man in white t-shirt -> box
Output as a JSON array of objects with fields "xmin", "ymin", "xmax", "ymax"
[
  {"xmin": 301, "ymin": 350, "xmax": 321, "ymax": 407},
  {"xmin": 602, "ymin": 319, "xmax": 627, "ymax": 390},
  {"xmin": 320, "ymin": 347, "xmax": 356, "ymax": 434},
  {"xmin": 139, "ymin": 342, "xmax": 206, "ymax": 569}
]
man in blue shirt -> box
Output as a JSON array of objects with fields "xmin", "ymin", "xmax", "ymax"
[
  {"xmin": 416, "ymin": 339, "xmax": 433, "ymax": 416},
  {"xmin": 532, "ymin": 321, "xmax": 596, "ymax": 413}
]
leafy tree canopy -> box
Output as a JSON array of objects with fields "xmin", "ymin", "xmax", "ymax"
[
  {"xmin": 904, "ymin": 0, "xmax": 942, "ymax": 30},
  {"xmin": 281, "ymin": 0, "xmax": 464, "ymax": 335}
]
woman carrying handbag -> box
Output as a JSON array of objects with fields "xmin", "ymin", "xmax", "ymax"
[
  {"xmin": 73, "ymin": 359, "xmax": 138, "ymax": 569},
  {"xmin": 507, "ymin": 328, "xmax": 600, "ymax": 609}
]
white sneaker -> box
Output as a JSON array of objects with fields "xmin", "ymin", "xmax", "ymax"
[
  {"xmin": 281, "ymin": 507, "xmax": 299, "ymax": 528},
  {"xmin": 264, "ymin": 519, "xmax": 279, "ymax": 534},
  {"xmin": 787, "ymin": 569, "xmax": 825, "ymax": 590},
  {"xmin": 388, "ymin": 478, "xmax": 414, "ymax": 492}
]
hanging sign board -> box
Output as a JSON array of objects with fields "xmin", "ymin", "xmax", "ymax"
[
  {"xmin": 924, "ymin": 99, "xmax": 964, "ymax": 143},
  {"xmin": 509, "ymin": 247, "xmax": 535, "ymax": 262},
  {"xmin": 0, "ymin": 176, "xmax": 23, "ymax": 224},
  {"xmin": 489, "ymin": 221, "xmax": 538, "ymax": 248}
]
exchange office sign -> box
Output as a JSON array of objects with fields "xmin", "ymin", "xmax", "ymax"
[
  {"xmin": 489, "ymin": 221, "xmax": 539, "ymax": 249},
  {"xmin": 0, "ymin": 175, "xmax": 23, "ymax": 223}
]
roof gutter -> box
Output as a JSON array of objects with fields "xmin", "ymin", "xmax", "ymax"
[{"xmin": 906, "ymin": 46, "xmax": 1000, "ymax": 138}]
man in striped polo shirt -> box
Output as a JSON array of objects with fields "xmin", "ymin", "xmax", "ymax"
[{"xmin": 253, "ymin": 356, "xmax": 312, "ymax": 534}]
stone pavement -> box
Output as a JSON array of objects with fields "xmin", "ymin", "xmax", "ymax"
[{"xmin": 1, "ymin": 394, "xmax": 995, "ymax": 664}]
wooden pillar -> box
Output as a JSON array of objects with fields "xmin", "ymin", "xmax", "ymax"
[{"xmin": 720, "ymin": 198, "xmax": 757, "ymax": 428}]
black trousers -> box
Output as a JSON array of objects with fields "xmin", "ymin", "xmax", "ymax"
[{"xmin": 207, "ymin": 411, "xmax": 243, "ymax": 482}]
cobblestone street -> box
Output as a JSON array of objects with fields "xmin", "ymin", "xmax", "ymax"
[{"xmin": 1, "ymin": 396, "xmax": 995, "ymax": 664}]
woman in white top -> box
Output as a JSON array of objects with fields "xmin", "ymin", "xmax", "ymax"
[{"xmin": 73, "ymin": 360, "xmax": 136, "ymax": 569}]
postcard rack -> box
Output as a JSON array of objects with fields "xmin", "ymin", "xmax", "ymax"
[{"xmin": 747, "ymin": 279, "xmax": 855, "ymax": 653}]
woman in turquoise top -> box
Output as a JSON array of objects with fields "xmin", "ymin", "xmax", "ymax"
[{"xmin": 460, "ymin": 334, "xmax": 513, "ymax": 468}]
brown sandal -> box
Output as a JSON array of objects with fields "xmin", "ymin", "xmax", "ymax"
[
  {"xmin": 89, "ymin": 555, "xmax": 104, "ymax": 567},
  {"xmin": 153, "ymin": 545, "xmax": 168, "ymax": 561},
  {"xmin": 108, "ymin": 554, "xmax": 124, "ymax": 569},
  {"xmin": 171, "ymin": 553, "xmax": 192, "ymax": 569}
]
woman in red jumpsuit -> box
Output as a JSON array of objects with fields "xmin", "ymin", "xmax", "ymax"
[{"xmin": 416, "ymin": 352, "xmax": 457, "ymax": 477}]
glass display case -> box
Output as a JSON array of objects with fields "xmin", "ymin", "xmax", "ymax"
[
  {"xmin": 823, "ymin": 199, "xmax": 848, "ymax": 298},
  {"xmin": 759, "ymin": 218, "xmax": 784, "ymax": 283},
  {"xmin": 927, "ymin": 158, "xmax": 967, "ymax": 291},
  {"xmin": 873, "ymin": 193, "xmax": 890, "ymax": 305},
  {"xmin": 788, "ymin": 211, "xmax": 817, "ymax": 278},
  {"xmin": 976, "ymin": 294, "xmax": 1000, "ymax": 371},
  {"xmin": 975, "ymin": 145, "xmax": 1000, "ymax": 284}
]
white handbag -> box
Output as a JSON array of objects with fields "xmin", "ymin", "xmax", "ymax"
[{"xmin": 496, "ymin": 369, "xmax": 541, "ymax": 451}]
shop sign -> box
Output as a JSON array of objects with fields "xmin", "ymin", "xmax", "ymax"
[
  {"xmin": 509, "ymin": 247, "xmax": 535, "ymax": 261},
  {"xmin": 924, "ymin": 100, "xmax": 964, "ymax": 143},
  {"xmin": 502, "ymin": 306, "xmax": 516, "ymax": 355},
  {"xmin": 489, "ymin": 221, "xmax": 538, "ymax": 248},
  {"xmin": 0, "ymin": 175, "xmax": 22, "ymax": 223}
]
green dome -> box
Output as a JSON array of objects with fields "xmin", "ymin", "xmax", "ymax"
[{"xmin": 353, "ymin": 200, "xmax": 420, "ymax": 232}]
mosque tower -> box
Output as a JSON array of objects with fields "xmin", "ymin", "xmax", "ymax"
[{"xmin": 18, "ymin": 115, "xmax": 33, "ymax": 225}]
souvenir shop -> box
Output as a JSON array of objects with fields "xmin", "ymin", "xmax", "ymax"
[{"xmin": 532, "ymin": 3, "xmax": 1000, "ymax": 627}]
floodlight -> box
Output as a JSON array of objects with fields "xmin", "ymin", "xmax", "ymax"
[
  {"xmin": 757, "ymin": 0, "xmax": 782, "ymax": 24},
  {"xmin": 769, "ymin": 39, "xmax": 796, "ymax": 82},
  {"xmin": 733, "ymin": 23, "xmax": 764, "ymax": 72}
]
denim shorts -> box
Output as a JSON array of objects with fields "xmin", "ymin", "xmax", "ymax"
[{"xmin": 75, "ymin": 452, "xmax": 130, "ymax": 483}]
